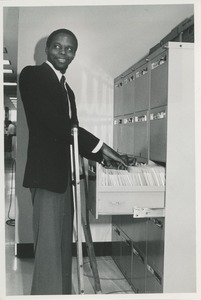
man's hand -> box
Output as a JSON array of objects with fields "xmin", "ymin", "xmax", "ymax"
[{"xmin": 101, "ymin": 143, "xmax": 136, "ymax": 170}]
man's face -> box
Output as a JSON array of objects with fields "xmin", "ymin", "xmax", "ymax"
[{"xmin": 45, "ymin": 32, "xmax": 77, "ymax": 73}]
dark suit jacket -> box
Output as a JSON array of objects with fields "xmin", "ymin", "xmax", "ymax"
[{"xmin": 19, "ymin": 62, "xmax": 101, "ymax": 193}]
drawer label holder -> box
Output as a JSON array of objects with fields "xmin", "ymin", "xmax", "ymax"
[{"xmin": 133, "ymin": 207, "xmax": 165, "ymax": 218}]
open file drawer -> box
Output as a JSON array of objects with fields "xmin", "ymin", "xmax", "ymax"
[{"xmin": 88, "ymin": 162, "xmax": 165, "ymax": 219}]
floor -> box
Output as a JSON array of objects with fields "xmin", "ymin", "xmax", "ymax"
[{"xmin": 4, "ymin": 155, "xmax": 134, "ymax": 296}]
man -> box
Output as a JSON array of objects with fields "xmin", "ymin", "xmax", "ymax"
[
  {"xmin": 19, "ymin": 28, "xmax": 128, "ymax": 295},
  {"xmin": 7, "ymin": 121, "xmax": 16, "ymax": 136}
]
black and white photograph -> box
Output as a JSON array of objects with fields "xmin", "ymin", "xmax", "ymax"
[{"xmin": 1, "ymin": 0, "xmax": 201, "ymax": 299}]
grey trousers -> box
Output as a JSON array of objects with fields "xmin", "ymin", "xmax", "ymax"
[{"xmin": 30, "ymin": 184, "xmax": 74, "ymax": 295}]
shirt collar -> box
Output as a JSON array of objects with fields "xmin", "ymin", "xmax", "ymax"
[{"xmin": 46, "ymin": 61, "xmax": 66, "ymax": 81}]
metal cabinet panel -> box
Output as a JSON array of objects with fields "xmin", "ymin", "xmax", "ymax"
[
  {"xmin": 122, "ymin": 72, "xmax": 135, "ymax": 115},
  {"xmin": 113, "ymin": 118, "xmax": 119, "ymax": 151},
  {"xmin": 131, "ymin": 244, "xmax": 146, "ymax": 293},
  {"xmin": 121, "ymin": 114, "xmax": 134, "ymax": 155},
  {"xmin": 114, "ymin": 78, "xmax": 124, "ymax": 116},
  {"xmin": 121, "ymin": 216, "xmax": 147, "ymax": 254},
  {"xmin": 113, "ymin": 117, "xmax": 124, "ymax": 153},
  {"xmin": 112, "ymin": 225, "xmax": 122, "ymax": 266},
  {"xmin": 134, "ymin": 111, "xmax": 149, "ymax": 159},
  {"xmin": 120, "ymin": 232, "xmax": 132, "ymax": 283},
  {"xmin": 112, "ymin": 215, "xmax": 122, "ymax": 227},
  {"xmin": 135, "ymin": 63, "xmax": 149, "ymax": 112},
  {"xmin": 150, "ymin": 51, "xmax": 168, "ymax": 109},
  {"xmin": 150, "ymin": 106, "xmax": 167, "ymax": 162},
  {"xmin": 146, "ymin": 264, "xmax": 163, "ymax": 293},
  {"xmin": 147, "ymin": 218, "xmax": 164, "ymax": 274}
]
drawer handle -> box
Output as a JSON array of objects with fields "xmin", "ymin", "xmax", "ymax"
[
  {"xmin": 135, "ymin": 115, "xmax": 147, "ymax": 122},
  {"xmin": 126, "ymin": 239, "xmax": 131, "ymax": 247},
  {"xmin": 136, "ymin": 67, "xmax": 148, "ymax": 78},
  {"xmin": 151, "ymin": 55, "xmax": 167, "ymax": 70},
  {"xmin": 114, "ymin": 227, "xmax": 120, "ymax": 236},
  {"xmin": 150, "ymin": 218, "xmax": 163, "ymax": 228},
  {"xmin": 133, "ymin": 247, "xmax": 144, "ymax": 263},
  {"xmin": 110, "ymin": 201, "xmax": 122, "ymax": 205},
  {"xmin": 150, "ymin": 111, "xmax": 166, "ymax": 120},
  {"xmin": 123, "ymin": 117, "xmax": 134, "ymax": 124},
  {"xmin": 147, "ymin": 264, "xmax": 162, "ymax": 284}
]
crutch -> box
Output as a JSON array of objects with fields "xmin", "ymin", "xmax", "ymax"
[
  {"xmin": 70, "ymin": 125, "xmax": 102, "ymax": 294},
  {"xmin": 80, "ymin": 157, "xmax": 102, "ymax": 294},
  {"xmin": 70, "ymin": 124, "xmax": 85, "ymax": 295}
]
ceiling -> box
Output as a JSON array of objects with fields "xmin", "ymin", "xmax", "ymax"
[{"xmin": 3, "ymin": 4, "xmax": 194, "ymax": 111}]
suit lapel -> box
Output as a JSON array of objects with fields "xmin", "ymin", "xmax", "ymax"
[{"xmin": 41, "ymin": 63, "xmax": 69, "ymax": 114}]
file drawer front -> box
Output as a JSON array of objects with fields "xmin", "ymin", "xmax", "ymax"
[
  {"xmin": 97, "ymin": 188, "xmax": 165, "ymax": 215},
  {"xmin": 121, "ymin": 216, "xmax": 147, "ymax": 254},
  {"xmin": 122, "ymin": 72, "xmax": 135, "ymax": 115},
  {"xmin": 112, "ymin": 225, "xmax": 122, "ymax": 266},
  {"xmin": 150, "ymin": 106, "xmax": 167, "ymax": 162},
  {"xmin": 146, "ymin": 264, "xmax": 163, "ymax": 293},
  {"xmin": 150, "ymin": 51, "xmax": 168, "ymax": 109},
  {"xmin": 134, "ymin": 111, "xmax": 149, "ymax": 159},
  {"xmin": 121, "ymin": 114, "xmax": 135, "ymax": 155},
  {"xmin": 120, "ymin": 233, "xmax": 132, "ymax": 281},
  {"xmin": 135, "ymin": 63, "xmax": 149, "ymax": 112},
  {"xmin": 113, "ymin": 117, "xmax": 124, "ymax": 152},
  {"xmin": 131, "ymin": 244, "xmax": 146, "ymax": 293},
  {"xmin": 147, "ymin": 217, "xmax": 164, "ymax": 273},
  {"xmin": 114, "ymin": 78, "xmax": 124, "ymax": 116}
]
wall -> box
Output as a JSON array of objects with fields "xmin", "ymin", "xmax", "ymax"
[{"xmin": 16, "ymin": 6, "xmax": 114, "ymax": 245}]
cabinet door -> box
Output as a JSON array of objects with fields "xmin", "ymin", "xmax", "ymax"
[
  {"xmin": 150, "ymin": 106, "xmax": 167, "ymax": 162},
  {"xmin": 121, "ymin": 114, "xmax": 134, "ymax": 155},
  {"xmin": 131, "ymin": 244, "xmax": 146, "ymax": 293},
  {"xmin": 146, "ymin": 218, "xmax": 164, "ymax": 274},
  {"xmin": 122, "ymin": 72, "xmax": 135, "ymax": 115},
  {"xmin": 150, "ymin": 51, "xmax": 168, "ymax": 109},
  {"xmin": 114, "ymin": 78, "xmax": 124, "ymax": 116},
  {"xmin": 135, "ymin": 63, "xmax": 149, "ymax": 112},
  {"xmin": 134, "ymin": 111, "xmax": 149, "ymax": 159}
]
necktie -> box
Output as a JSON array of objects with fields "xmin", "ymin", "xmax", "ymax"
[{"xmin": 60, "ymin": 75, "xmax": 70, "ymax": 116}]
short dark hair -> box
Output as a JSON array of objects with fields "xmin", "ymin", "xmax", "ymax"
[{"xmin": 46, "ymin": 29, "xmax": 78, "ymax": 50}]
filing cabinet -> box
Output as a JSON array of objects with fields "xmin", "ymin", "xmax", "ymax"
[
  {"xmin": 111, "ymin": 42, "xmax": 195, "ymax": 293},
  {"xmin": 105, "ymin": 41, "xmax": 196, "ymax": 294}
]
